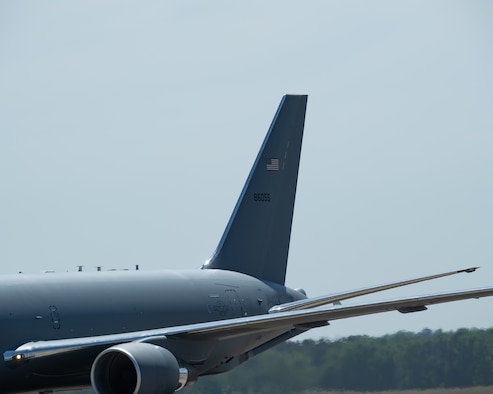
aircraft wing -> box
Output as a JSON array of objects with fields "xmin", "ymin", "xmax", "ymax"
[
  {"xmin": 5, "ymin": 286, "xmax": 493, "ymax": 363},
  {"xmin": 269, "ymin": 266, "xmax": 479, "ymax": 312}
]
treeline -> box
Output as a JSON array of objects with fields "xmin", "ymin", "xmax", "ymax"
[{"xmin": 185, "ymin": 328, "xmax": 493, "ymax": 394}]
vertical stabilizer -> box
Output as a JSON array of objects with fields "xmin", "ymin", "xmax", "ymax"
[{"xmin": 204, "ymin": 95, "xmax": 308, "ymax": 284}]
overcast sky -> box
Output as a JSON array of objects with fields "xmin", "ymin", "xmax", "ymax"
[{"xmin": 1, "ymin": 1, "xmax": 492, "ymax": 340}]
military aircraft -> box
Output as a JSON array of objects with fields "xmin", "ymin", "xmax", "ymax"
[{"xmin": 1, "ymin": 95, "xmax": 492, "ymax": 394}]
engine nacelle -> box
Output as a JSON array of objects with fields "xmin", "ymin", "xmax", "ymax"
[{"xmin": 90, "ymin": 342, "xmax": 193, "ymax": 394}]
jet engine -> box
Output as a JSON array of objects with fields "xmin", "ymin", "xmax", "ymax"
[{"xmin": 90, "ymin": 342, "xmax": 194, "ymax": 394}]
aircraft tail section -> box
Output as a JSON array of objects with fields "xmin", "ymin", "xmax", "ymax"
[{"xmin": 204, "ymin": 95, "xmax": 308, "ymax": 284}]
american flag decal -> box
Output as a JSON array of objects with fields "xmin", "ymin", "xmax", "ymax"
[{"xmin": 266, "ymin": 158, "xmax": 280, "ymax": 171}]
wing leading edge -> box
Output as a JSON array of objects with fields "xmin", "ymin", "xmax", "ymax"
[{"xmin": 6, "ymin": 285, "xmax": 493, "ymax": 364}]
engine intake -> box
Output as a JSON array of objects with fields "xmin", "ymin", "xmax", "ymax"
[{"xmin": 91, "ymin": 342, "xmax": 193, "ymax": 394}]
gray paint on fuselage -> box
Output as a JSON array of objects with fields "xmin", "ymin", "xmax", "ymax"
[
  {"xmin": 0, "ymin": 269, "xmax": 305, "ymax": 391},
  {"xmin": 1, "ymin": 270, "xmax": 304, "ymax": 344}
]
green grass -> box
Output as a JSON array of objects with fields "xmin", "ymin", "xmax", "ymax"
[
  {"xmin": 61, "ymin": 386, "xmax": 493, "ymax": 393},
  {"xmin": 301, "ymin": 387, "xmax": 493, "ymax": 394}
]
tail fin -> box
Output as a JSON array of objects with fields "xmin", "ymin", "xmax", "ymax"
[{"xmin": 204, "ymin": 95, "xmax": 308, "ymax": 284}]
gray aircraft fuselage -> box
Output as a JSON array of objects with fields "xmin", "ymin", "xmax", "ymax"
[{"xmin": 0, "ymin": 270, "xmax": 305, "ymax": 392}]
